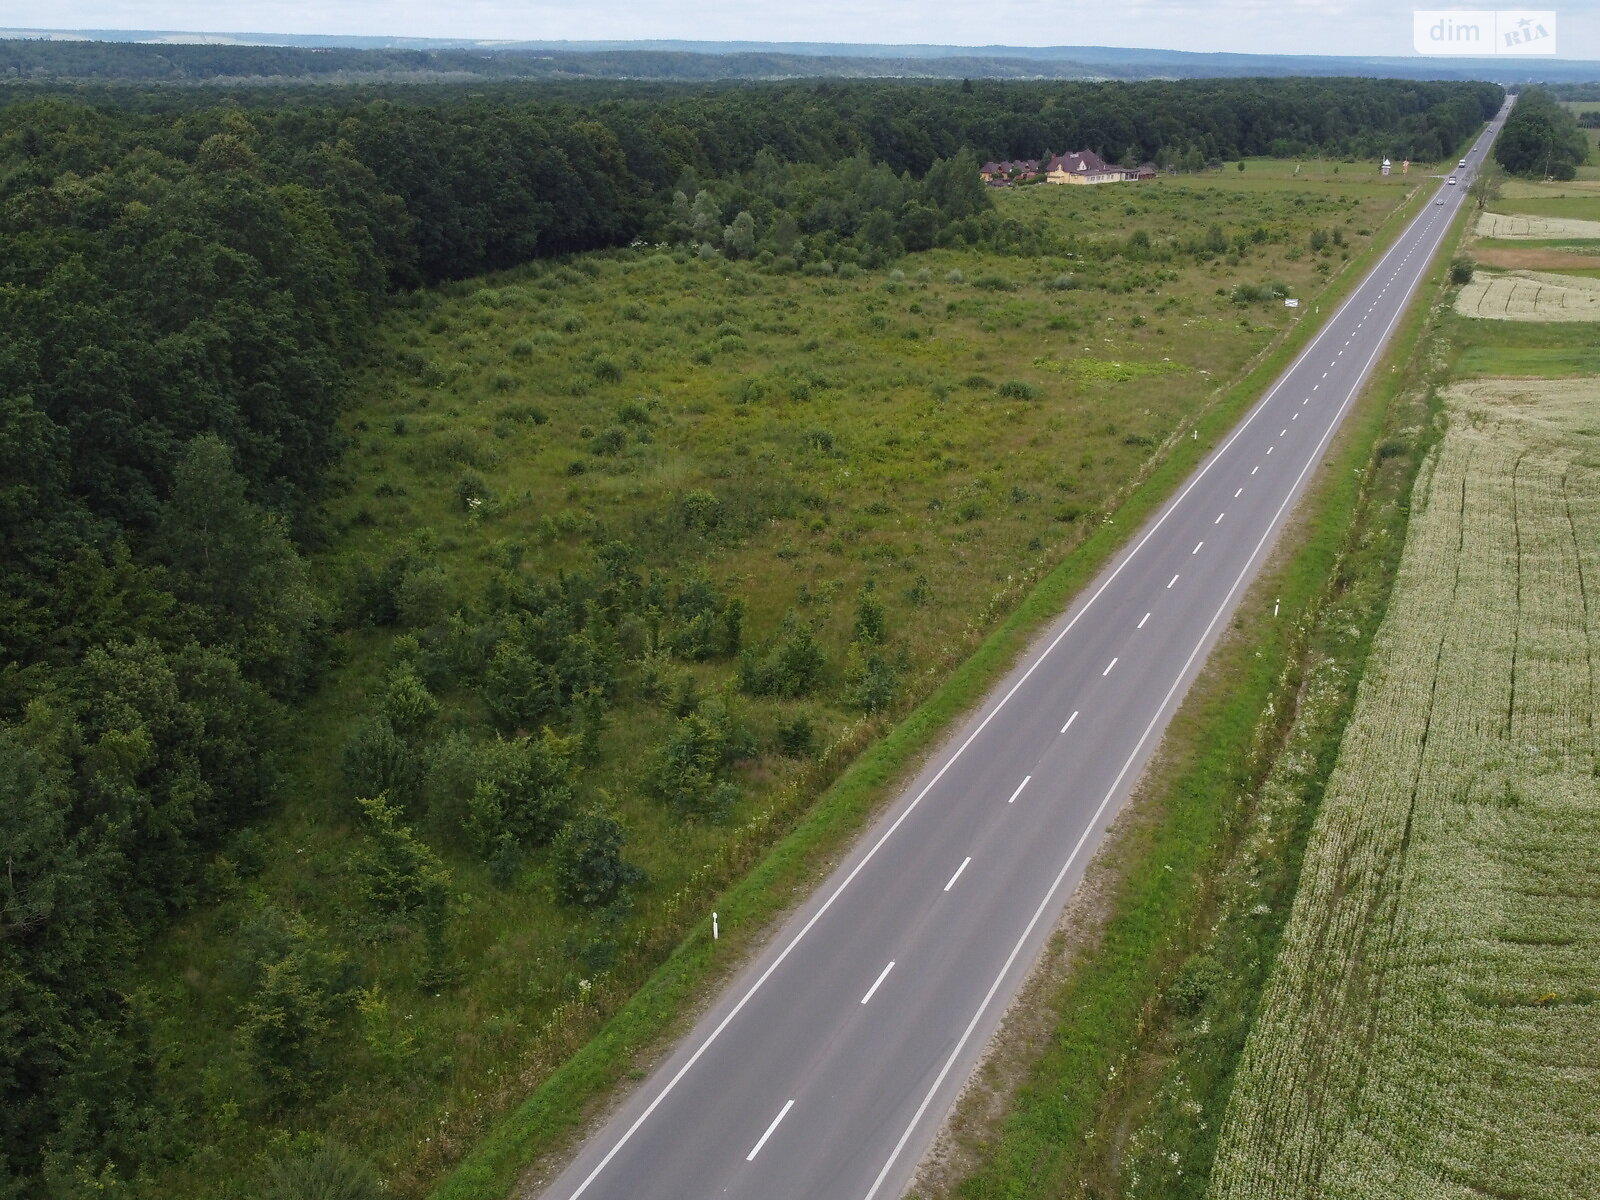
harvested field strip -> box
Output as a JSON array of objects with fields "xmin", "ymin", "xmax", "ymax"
[
  {"xmin": 1210, "ymin": 379, "xmax": 1600, "ymax": 1200},
  {"xmin": 1475, "ymin": 211, "xmax": 1600, "ymax": 240},
  {"xmin": 1473, "ymin": 248, "xmax": 1600, "ymax": 272},
  {"xmin": 1455, "ymin": 269, "xmax": 1600, "ymax": 320}
]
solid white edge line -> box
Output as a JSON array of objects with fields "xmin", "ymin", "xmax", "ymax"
[
  {"xmin": 746, "ymin": 1099, "xmax": 794, "ymax": 1161},
  {"xmin": 1007, "ymin": 775, "xmax": 1032, "ymax": 803},
  {"xmin": 859, "ymin": 139, "xmax": 1457, "ymax": 1200},
  {"xmin": 860, "ymin": 961, "xmax": 896, "ymax": 1005},
  {"xmin": 943, "ymin": 857, "xmax": 972, "ymax": 893},
  {"xmin": 560, "ymin": 157, "xmax": 1459, "ymax": 1200}
]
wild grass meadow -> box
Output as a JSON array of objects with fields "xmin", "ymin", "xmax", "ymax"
[{"xmin": 135, "ymin": 169, "xmax": 1421, "ymax": 1198}]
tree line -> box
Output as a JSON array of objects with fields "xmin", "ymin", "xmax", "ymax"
[
  {"xmin": 0, "ymin": 73, "xmax": 1501, "ymax": 1194},
  {"xmin": 1494, "ymin": 87, "xmax": 1590, "ymax": 179}
]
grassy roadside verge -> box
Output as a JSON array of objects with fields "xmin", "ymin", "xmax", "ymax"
[
  {"xmin": 429, "ymin": 181, "xmax": 1434, "ymax": 1200},
  {"xmin": 923, "ymin": 192, "xmax": 1472, "ymax": 1200}
]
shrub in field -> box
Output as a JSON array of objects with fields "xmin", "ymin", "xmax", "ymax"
[
  {"xmin": 262, "ymin": 1142, "xmax": 382, "ymax": 1200},
  {"xmin": 394, "ymin": 559, "xmax": 452, "ymax": 629},
  {"xmin": 853, "ymin": 585, "xmax": 887, "ymax": 645},
  {"xmin": 340, "ymin": 717, "xmax": 421, "ymax": 810},
  {"xmin": 235, "ymin": 908, "xmax": 357, "ymax": 1102},
  {"xmin": 774, "ymin": 711, "xmax": 816, "ymax": 757},
  {"xmin": 741, "ymin": 615, "xmax": 827, "ymax": 698},
  {"xmin": 844, "ymin": 643, "xmax": 904, "ymax": 713},
  {"xmin": 1450, "ymin": 256, "xmax": 1475, "ymax": 285},
  {"xmin": 479, "ymin": 643, "xmax": 561, "ymax": 733},
  {"xmin": 644, "ymin": 698, "xmax": 752, "ymax": 819},
  {"xmin": 379, "ymin": 664, "xmax": 438, "ymax": 740},
  {"xmin": 354, "ymin": 793, "xmax": 451, "ymax": 934},
  {"xmin": 551, "ymin": 805, "xmax": 646, "ymax": 908},
  {"xmin": 678, "ymin": 488, "xmax": 723, "ymax": 532},
  {"xmin": 997, "ymin": 379, "xmax": 1039, "ymax": 400},
  {"xmin": 466, "ymin": 730, "xmax": 578, "ymax": 853},
  {"xmin": 1167, "ymin": 952, "xmax": 1225, "ymax": 1015}
]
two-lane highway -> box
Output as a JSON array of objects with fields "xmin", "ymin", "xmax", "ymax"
[{"xmin": 540, "ymin": 102, "xmax": 1512, "ymax": 1200}]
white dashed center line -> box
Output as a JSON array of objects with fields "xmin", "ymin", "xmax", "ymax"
[
  {"xmin": 1192, "ymin": 541, "xmax": 1204, "ymax": 554},
  {"xmin": 1137, "ymin": 612, "xmax": 1151, "ymax": 629},
  {"xmin": 747, "ymin": 1101, "xmax": 795, "ymax": 1162},
  {"xmin": 1167, "ymin": 574, "xmax": 1179, "ymax": 588},
  {"xmin": 1007, "ymin": 775, "xmax": 1032, "ymax": 803},
  {"xmin": 1234, "ymin": 487, "xmax": 1243, "ymax": 497},
  {"xmin": 943, "ymin": 858, "xmax": 971, "ymax": 893},
  {"xmin": 1102, "ymin": 657, "xmax": 1118, "ymax": 677},
  {"xmin": 861, "ymin": 961, "xmax": 895, "ymax": 1004},
  {"xmin": 1214, "ymin": 512, "xmax": 1225, "ymax": 524}
]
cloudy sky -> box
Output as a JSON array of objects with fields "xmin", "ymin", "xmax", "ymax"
[{"xmin": 4, "ymin": 0, "xmax": 1598, "ymax": 58}]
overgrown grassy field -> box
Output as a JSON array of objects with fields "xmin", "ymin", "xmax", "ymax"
[
  {"xmin": 133, "ymin": 170, "xmax": 1420, "ymax": 1198},
  {"xmin": 1209, "ymin": 370, "xmax": 1600, "ymax": 1200}
]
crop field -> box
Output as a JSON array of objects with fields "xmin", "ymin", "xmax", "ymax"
[
  {"xmin": 1454, "ymin": 268, "xmax": 1600, "ymax": 319},
  {"xmin": 133, "ymin": 171, "xmax": 1418, "ymax": 1197},
  {"xmin": 1209, "ymin": 376, "xmax": 1600, "ymax": 1200},
  {"xmin": 1472, "ymin": 248, "xmax": 1600, "ymax": 272},
  {"xmin": 1498, "ymin": 177, "xmax": 1600, "ymax": 201},
  {"xmin": 1474, "ymin": 211, "xmax": 1600, "ymax": 239},
  {"xmin": 1451, "ymin": 317, "xmax": 1600, "ymax": 377}
]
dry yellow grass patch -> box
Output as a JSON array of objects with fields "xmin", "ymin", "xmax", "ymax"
[
  {"xmin": 1475, "ymin": 210, "xmax": 1600, "ymax": 240},
  {"xmin": 1455, "ymin": 268, "xmax": 1600, "ymax": 321}
]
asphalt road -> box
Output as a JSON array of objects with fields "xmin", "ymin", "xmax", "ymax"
[{"xmin": 541, "ymin": 104, "xmax": 1512, "ymax": 1200}]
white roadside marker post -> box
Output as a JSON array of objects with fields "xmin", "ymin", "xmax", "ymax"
[{"xmin": 712, "ymin": 912, "xmax": 719, "ymax": 940}]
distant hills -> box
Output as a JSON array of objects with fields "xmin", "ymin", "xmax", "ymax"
[{"xmin": 2, "ymin": 30, "xmax": 1597, "ymax": 84}]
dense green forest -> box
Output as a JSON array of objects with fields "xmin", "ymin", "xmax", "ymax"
[
  {"xmin": 0, "ymin": 74, "xmax": 1500, "ymax": 1196},
  {"xmin": 1494, "ymin": 86, "xmax": 1590, "ymax": 178}
]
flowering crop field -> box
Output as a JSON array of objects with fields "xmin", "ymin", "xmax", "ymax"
[
  {"xmin": 1455, "ymin": 269, "xmax": 1600, "ymax": 320},
  {"xmin": 1210, "ymin": 378, "xmax": 1600, "ymax": 1200},
  {"xmin": 1475, "ymin": 211, "xmax": 1600, "ymax": 240}
]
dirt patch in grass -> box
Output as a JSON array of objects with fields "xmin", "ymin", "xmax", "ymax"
[{"xmin": 1473, "ymin": 246, "xmax": 1600, "ymax": 270}]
